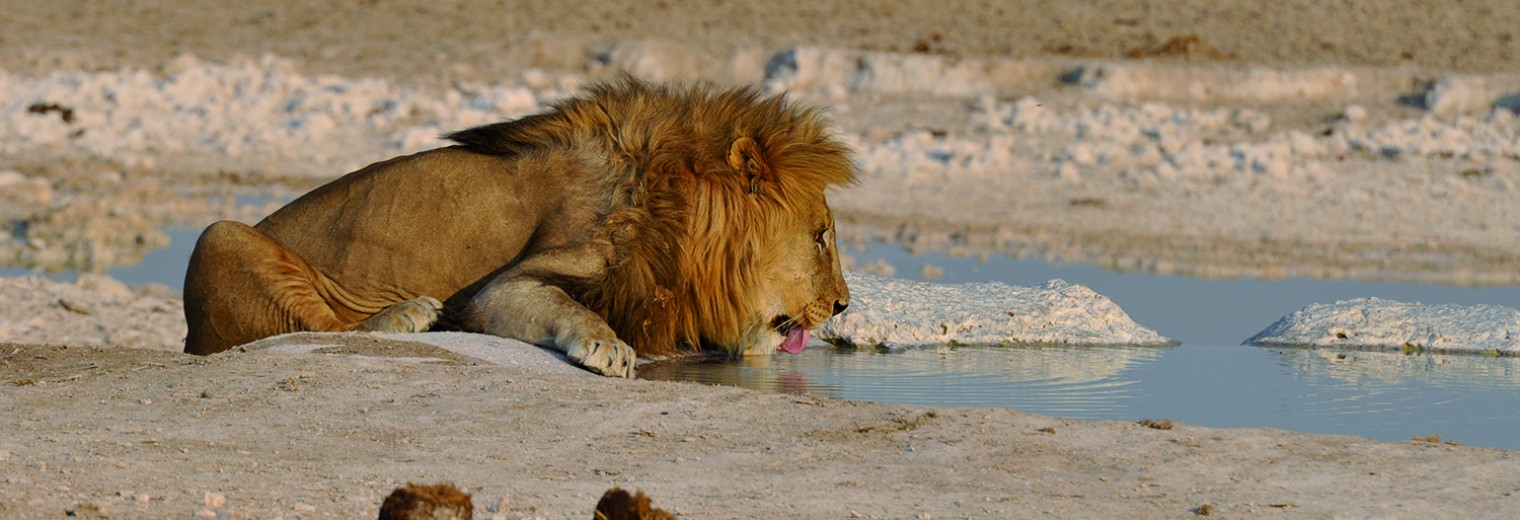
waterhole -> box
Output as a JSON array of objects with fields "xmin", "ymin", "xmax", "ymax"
[
  {"xmin": 5, "ymin": 230, "xmax": 1518, "ymax": 449},
  {"xmin": 640, "ymin": 242, "xmax": 1520, "ymax": 450}
]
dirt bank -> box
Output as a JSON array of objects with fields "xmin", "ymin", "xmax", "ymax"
[{"xmin": 3, "ymin": 342, "xmax": 1517, "ymax": 518}]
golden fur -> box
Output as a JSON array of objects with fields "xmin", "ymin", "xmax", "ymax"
[
  {"xmin": 449, "ymin": 80, "xmax": 855, "ymax": 357},
  {"xmin": 378, "ymin": 483, "xmax": 473, "ymax": 520},
  {"xmin": 594, "ymin": 487, "xmax": 676, "ymax": 520},
  {"xmin": 183, "ymin": 79, "xmax": 855, "ymax": 376}
]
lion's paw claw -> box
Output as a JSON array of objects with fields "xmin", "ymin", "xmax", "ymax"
[{"xmin": 568, "ymin": 337, "xmax": 637, "ymax": 378}]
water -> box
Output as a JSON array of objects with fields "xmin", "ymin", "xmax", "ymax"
[
  {"xmin": 641, "ymin": 243, "xmax": 1520, "ymax": 451},
  {"xmin": 639, "ymin": 344, "xmax": 1520, "ymax": 449},
  {"xmin": 5, "ymin": 231, "xmax": 1519, "ymax": 450},
  {"xmin": 846, "ymin": 242, "xmax": 1520, "ymax": 346},
  {"xmin": 0, "ymin": 227, "xmax": 201, "ymax": 290}
]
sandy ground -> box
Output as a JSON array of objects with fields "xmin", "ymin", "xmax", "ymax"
[
  {"xmin": 6, "ymin": 3, "xmax": 1520, "ymax": 283},
  {"xmin": 5, "ymin": 341, "xmax": 1519, "ymax": 519},
  {"xmin": 4, "ymin": 0, "xmax": 1517, "ymax": 78},
  {"xmin": 4, "ymin": 1, "xmax": 1520, "ymax": 518}
]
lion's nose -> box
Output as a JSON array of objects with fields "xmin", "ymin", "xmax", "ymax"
[{"xmin": 832, "ymin": 299, "xmax": 849, "ymax": 316}]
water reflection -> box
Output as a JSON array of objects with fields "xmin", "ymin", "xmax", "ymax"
[
  {"xmin": 641, "ymin": 343, "xmax": 1166, "ymax": 416},
  {"xmin": 0, "ymin": 227, "xmax": 201, "ymax": 290},
  {"xmin": 644, "ymin": 344, "xmax": 1520, "ymax": 450},
  {"xmin": 1, "ymin": 191, "xmax": 286, "ymax": 276},
  {"xmin": 1271, "ymin": 347, "xmax": 1520, "ymax": 389},
  {"xmin": 640, "ymin": 354, "xmax": 827, "ymax": 396},
  {"xmin": 1251, "ymin": 347, "xmax": 1520, "ymax": 449}
]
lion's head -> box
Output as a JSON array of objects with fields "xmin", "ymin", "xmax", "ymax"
[
  {"xmin": 543, "ymin": 80, "xmax": 856, "ymax": 358},
  {"xmin": 684, "ymin": 137, "xmax": 853, "ymax": 357}
]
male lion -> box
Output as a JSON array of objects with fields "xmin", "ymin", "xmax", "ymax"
[{"xmin": 183, "ymin": 79, "xmax": 855, "ymax": 377}]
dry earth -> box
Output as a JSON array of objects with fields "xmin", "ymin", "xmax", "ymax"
[
  {"xmin": 4, "ymin": 341, "xmax": 1519, "ymax": 519},
  {"xmin": 4, "ymin": 0, "xmax": 1517, "ymax": 78},
  {"xmin": 4, "ymin": 1, "xmax": 1520, "ymax": 518}
]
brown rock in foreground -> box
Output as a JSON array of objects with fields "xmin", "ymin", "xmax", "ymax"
[
  {"xmin": 378, "ymin": 483, "xmax": 473, "ymax": 520},
  {"xmin": 595, "ymin": 488, "xmax": 676, "ymax": 520}
]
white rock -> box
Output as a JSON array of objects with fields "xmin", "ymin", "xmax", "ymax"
[
  {"xmin": 819, "ymin": 272, "xmax": 1172, "ymax": 348},
  {"xmin": 1423, "ymin": 76, "xmax": 1500, "ymax": 115},
  {"xmin": 1343, "ymin": 104, "xmax": 1368, "ymax": 123},
  {"xmin": 0, "ymin": 170, "xmax": 54, "ymax": 211},
  {"xmin": 857, "ymin": 259, "xmax": 896, "ymax": 278},
  {"xmin": 1248, "ymin": 298, "xmax": 1520, "ymax": 353},
  {"xmin": 75, "ymin": 273, "xmax": 134, "ymax": 300}
]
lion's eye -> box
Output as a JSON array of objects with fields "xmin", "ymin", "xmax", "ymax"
[{"xmin": 814, "ymin": 228, "xmax": 829, "ymax": 249}]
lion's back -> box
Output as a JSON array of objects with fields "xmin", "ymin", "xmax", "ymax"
[{"xmin": 255, "ymin": 147, "xmax": 559, "ymax": 301}]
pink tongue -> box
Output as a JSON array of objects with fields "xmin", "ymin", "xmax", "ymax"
[{"xmin": 778, "ymin": 328, "xmax": 809, "ymax": 354}]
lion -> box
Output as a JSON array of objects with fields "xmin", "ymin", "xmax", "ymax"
[{"xmin": 182, "ymin": 79, "xmax": 856, "ymax": 378}]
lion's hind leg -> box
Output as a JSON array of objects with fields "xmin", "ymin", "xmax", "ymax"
[
  {"xmin": 353, "ymin": 296, "xmax": 443, "ymax": 333},
  {"xmin": 182, "ymin": 220, "xmax": 440, "ymax": 355}
]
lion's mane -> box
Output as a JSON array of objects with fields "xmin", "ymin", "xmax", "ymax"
[{"xmin": 446, "ymin": 79, "xmax": 856, "ymax": 357}]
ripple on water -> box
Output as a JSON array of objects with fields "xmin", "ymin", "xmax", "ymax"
[
  {"xmin": 640, "ymin": 343, "xmax": 1520, "ymax": 450},
  {"xmin": 639, "ymin": 344, "xmax": 1165, "ymax": 418},
  {"xmin": 1261, "ymin": 347, "xmax": 1520, "ymax": 440}
]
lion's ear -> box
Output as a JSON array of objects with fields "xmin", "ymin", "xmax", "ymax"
[{"xmin": 727, "ymin": 137, "xmax": 772, "ymax": 194}]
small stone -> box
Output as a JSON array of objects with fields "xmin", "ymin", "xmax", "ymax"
[
  {"xmin": 294, "ymin": 503, "xmax": 316, "ymax": 512},
  {"xmin": 1055, "ymin": 162, "xmax": 1081, "ymax": 182},
  {"xmin": 195, "ymin": 508, "xmax": 217, "ymax": 518},
  {"xmin": 57, "ymin": 298, "xmax": 92, "ymax": 315},
  {"xmin": 203, "ymin": 492, "xmax": 225, "ymax": 508},
  {"xmin": 1343, "ymin": 104, "xmax": 1368, "ymax": 123},
  {"xmin": 69, "ymin": 503, "xmax": 107, "ymax": 517},
  {"xmin": 76, "ymin": 273, "xmax": 133, "ymax": 300}
]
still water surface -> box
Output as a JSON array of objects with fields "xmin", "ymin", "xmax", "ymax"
[
  {"xmin": 641, "ymin": 243, "xmax": 1520, "ymax": 451},
  {"xmin": 640, "ymin": 342, "xmax": 1520, "ymax": 450},
  {"xmin": 5, "ymin": 231, "xmax": 1518, "ymax": 450}
]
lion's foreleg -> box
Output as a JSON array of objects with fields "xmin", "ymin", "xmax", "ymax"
[{"xmin": 465, "ymin": 274, "xmax": 636, "ymax": 378}]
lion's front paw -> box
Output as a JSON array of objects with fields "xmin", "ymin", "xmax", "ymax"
[
  {"xmin": 564, "ymin": 333, "xmax": 637, "ymax": 378},
  {"xmin": 357, "ymin": 296, "xmax": 443, "ymax": 333}
]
